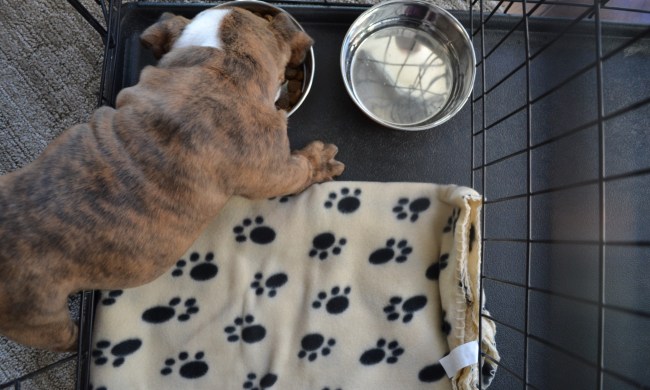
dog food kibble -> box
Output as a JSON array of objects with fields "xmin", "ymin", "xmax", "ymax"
[
  {"xmin": 287, "ymin": 80, "xmax": 302, "ymax": 93},
  {"xmin": 289, "ymin": 91, "xmax": 302, "ymax": 106},
  {"xmin": 284, "ymin": 68, "xmax": 295, "ymax": 79},
  {"xmin": 253, "ymin": 11, "xmax": 307, "ymax": 112},
  {"xmin": 275, "ymin": 64, "xmax": 305, "ymax": 111},
  {"xmin": 285, "ymin": 67, "xmax": 305, "ymax": 82},
  {"xmin": 276, "ymin": 93, "xmax": 292, "ymax": 111}
]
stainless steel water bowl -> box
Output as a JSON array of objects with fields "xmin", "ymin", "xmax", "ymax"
[
  {"xmin": 217, "ymin": 0, "xmax": 315, "ymax": 116},
  {"xmin": 341, "ymin": 0, "xmax": 476, "ymax": 130}
]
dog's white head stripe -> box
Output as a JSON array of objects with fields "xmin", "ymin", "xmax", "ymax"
[{"xmin": 173, "ymin": 8, "xmax": 231, "ymax": 50}]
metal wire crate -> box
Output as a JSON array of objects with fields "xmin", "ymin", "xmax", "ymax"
[
  {"xmin": 471, "ymin": 1, "xmax": 649, "ymax": 388},
  {"xmin": 0, "ymin": 0, "xmax": 648, "ymax": 389}
]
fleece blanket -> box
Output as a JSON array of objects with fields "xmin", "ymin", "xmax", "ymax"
[{"xmin": 89, "ymin": 181, "xmax": 499, "ymax": 390}]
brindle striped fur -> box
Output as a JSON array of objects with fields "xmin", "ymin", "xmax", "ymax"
[{"xmin": 0, "ymin": 8, "xmax": 343, "ymax": 351}]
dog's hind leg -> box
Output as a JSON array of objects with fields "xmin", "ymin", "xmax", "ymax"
[{"xmin": 2, "ymin": 299, "xmax": 78, "ymax": 352}]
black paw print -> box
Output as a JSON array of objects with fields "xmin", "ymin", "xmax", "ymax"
[
  {"xmin": 161, "ymin": 351, "xmax": 209, "ymax": 379},
  {"xmin": 100, "ymin": 290, "xmax": 123, "ymax": 306},
  {"xmin": 243, "ymin": 372, "xmax": 278, "ymax": 389},
  {"xmin": 443, "ymin": 208, "xmax": 460, "ymax": 233},
  {"xmin": 324, "ymin": 187, "xmax": 362, "ymax": 213},
  {"xmin": 269, "ymin": 195, "xmax": 293, "ymax": 203},
  {"xmin": 312, "ymin": 286, "xmax": 351, "ymax": 314},
  {"xmin": 425, "ymin": 253, "xmax": 449, "ymax": 280},
  {"xmin": 383, "ymin": 295, "xmax": 428, "ymax": 323},
  {"xmin": 442, "ymin": 311, "xmax": 452, "ymax": 335},
  {"xmin": 309, "ymin": 232, "xmax": 347, "ymax": 260},
  {"xmin": 141, "ymin": 297, "xmax": 199, "ymax": 324},
  {"xmin": 298, "ymin": 333, "xmax": 336, "ymax": 362},
  {"xmin": 172, "ymin": 252, "xmax": 219, "ymax": 281},
  {"xmin": 251, "ymin": 272, "xmax": 288, "ymax": 297},
  {"xmin": 234, "ymin": 216, "xmax": 276, "ymax": 245},
  {"xmin": 393, "ymin": 197, "xmax": 431, "ymax": 222},
  {"xmin": 418, "ymin": 362, "xmax": 446, "ymax": 383},
  {"xmin": 92, "ymin": 338, "xmax": 142, "ymax": 367},
  {"xmin": 368, "ymin": 239, "xmax": 413, "ymax": 265},
  {"xmin": 225, "ymin": 315, "xmax": 266, "ymax": 344},
  {"xmin": 359, "ymin": 339, "xmax": 404, "ymax": 365}
]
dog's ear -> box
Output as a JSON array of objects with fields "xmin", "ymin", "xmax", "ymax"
[
  {"xmin": 140, "ymin": 12, "xmax": 190, "ymax": 59},
  {"xmin": 269, "ymin": 13, "xmax": 314, "ymax": 66}
]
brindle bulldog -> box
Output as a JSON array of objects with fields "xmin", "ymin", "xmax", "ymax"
[{"xmin": 0, "ymin": 7, "xmax": 344, "ymax": 352}]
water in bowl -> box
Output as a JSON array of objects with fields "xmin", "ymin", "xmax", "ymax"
[{"xmin": 350, "ymin": 25, "xmax": 454, "ymax": 127}]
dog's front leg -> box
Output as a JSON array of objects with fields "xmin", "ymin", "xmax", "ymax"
[
  {"xmin": 292, "ymin": 140, "xmax": 344, "ymax": 188},
  {"xmin": 274, "ymin": 140, "xmax": 344, "ymax": 196},
  {"xmin": 239, "ymin": 140, "xmax": 344, "ymax": 200}
]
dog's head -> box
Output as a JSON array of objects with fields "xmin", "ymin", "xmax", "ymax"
[{"xmin": 140, "ymin": 7, "xmax": 313, "ymax": 97}]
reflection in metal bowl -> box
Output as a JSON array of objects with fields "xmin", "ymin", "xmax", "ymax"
[{"xmin": 341, "ymin": 0, "xmax": 475, "ymax": 130}]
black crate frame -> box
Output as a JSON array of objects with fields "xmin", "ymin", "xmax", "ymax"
[{"xmin": 1, "ymin": 0, "xmax": 648, "ymax": 389}]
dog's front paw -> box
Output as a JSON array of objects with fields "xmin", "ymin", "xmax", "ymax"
[{"xmin": 296, "ymin": 141, "xmax": 345, "ymax": 183}]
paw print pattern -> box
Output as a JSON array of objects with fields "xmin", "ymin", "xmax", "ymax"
[
  {"xmin": 312, "ymin": 286, "xmax": 351, "ymax": 314},
  {"xmin": 359, "ymin": 339, "xmax": 404, "ymax": 365},
  {"xmin": 225, "ymin": 315, "xmax": 266, "ymax": 344},
  {"xmin": 393, "ymin": 197, "xmax": 431, "ymax": 222},
  {"xmin": 141, "ymin": 297, "xmax": 199, "ymax": 324},
  {"xmin": 368, "ymin": 239, "xmax": 413, "ymax": 265},
  {"xmin": 441, "ymin": 311, "xmax": 452, "ymax": 335},
  {"xmin": 309, "ymin": 232, "xmax": 347, "ymax": 260},
  {"xmin": 418, "ymin": 362, "xmax": 446, "ymax": 382},
  {"xmin": 172, "ymin": 252, "xmax": 218, "ymax": 281},
  {"xmin": 269, "ymin": 195, "xmax": 293, "ymax": 203},
  {"xmin": 324, "ymin": 187, "xmax": 362, "ymax": 214},
  {"xmin": 100, "ymin": 290, "xmax": 123, "ymax": 306},
  {"xmin": 383, "ymin": 295, "xmax": 428, "ymax": 323},
  {"xmin": 298, "ymin": 333, "xmax": 336, "ymax": 362},
  {"xmin": 161, "ymin": 351, "xmax": 209, "ymax": 379},
  {"xmin": 251, "ymin": 272, "xmax": 288, "ymax": 297},
  {"xmin": 234, "ymin": 217, "xmax": 276, "ymax": 245},
  {"xmin": 426, "ymin": 253, "xmax": 450, "ymax": 280},
  {"xmin": 443, "ymin": 208, "xmax": 460, "ymax": 233},
  {"xmin": 92, "ymin": 338, "xmax": 142, "ymax": 367},
  {"xmin": 243, "ymin": 372, "xmax": 278, "ymax": 389}
]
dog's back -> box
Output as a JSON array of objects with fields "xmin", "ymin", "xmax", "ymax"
[
  {"xmin": 0, "ymin": 111, "xmax": 218, "ymax": 350},
  {"xmin": 0, "ymin": 6, "xmax": 342, "ymax": 352}
]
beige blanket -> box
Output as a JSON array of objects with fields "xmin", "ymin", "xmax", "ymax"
[{"xmin": 89, "ymin": 181, "xmax": 498, "ymax": 390}]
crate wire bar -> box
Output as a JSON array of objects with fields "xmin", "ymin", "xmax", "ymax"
[
  {"xmin": 65, "ymin": 0, "xmax": 109, "ymax": 41},
  {"xmin": 473, "ymin": 0, "xmax": 649, "ymax": 389},
  {"xmin": 1, "ymin": 0, "xmax": 648, "ymax": 389}
]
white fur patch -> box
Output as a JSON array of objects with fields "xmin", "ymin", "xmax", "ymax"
[{"xmin": 173, "ymin": 8, "xmax": 230, "ymax": 50}]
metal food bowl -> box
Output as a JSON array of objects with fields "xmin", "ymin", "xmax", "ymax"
[
  {"xmin": 217, "ymin": 0, "xmax": 315, "ymax": 116},
  {"xmin": 341, "ymin": 0, "xmax": 476, "ymax": 130}
]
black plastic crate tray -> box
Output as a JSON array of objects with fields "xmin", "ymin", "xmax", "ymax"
[{"xmin": 103, "ymin": 4, "xmax": 481, "ymax": 185}]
